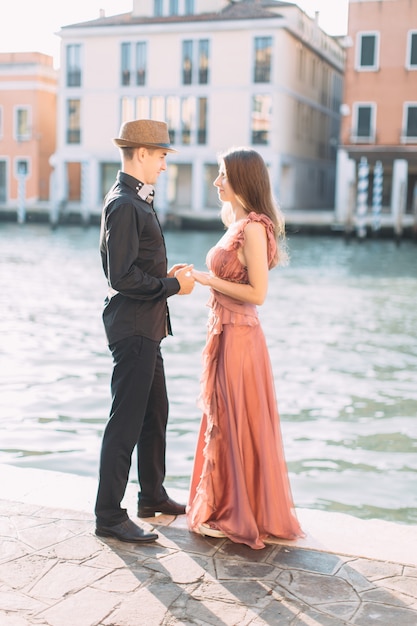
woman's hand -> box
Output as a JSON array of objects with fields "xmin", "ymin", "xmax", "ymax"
[
  {"xmin": 167, "ymin": 263, "xmax": 187, "ymax": 278},
  {"xmin": 192, "ymin": 269, "xmax": 213, "ymax": 286}
]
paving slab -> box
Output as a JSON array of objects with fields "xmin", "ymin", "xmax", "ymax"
[{"xmin": 0, "ymin": 465, "xmax": 416, "ymax": 625}]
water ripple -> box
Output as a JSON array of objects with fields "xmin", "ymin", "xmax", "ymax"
[{"xmin": 1, "ymin": 223, "xmax": 416, "ymax": 524}]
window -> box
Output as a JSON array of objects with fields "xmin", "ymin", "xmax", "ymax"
[
  {"xmin": 321, "ymin": 66, "xmax": 329, "ymax": 107},
  {"xmin": 198, "ymin": 40, "xmax": 209, "ymax": 84},
  {"xmin": 67, "ymin": 99, "xmax": 81, "ymax": 144},
  {"xmin": 15, "ymin": 107, "xmax": 31, "ymax": 141},
  {"xmin": 295, "ymin": 101, "xmax": 302, "ymax": 140},
  {"xmin": 197, "ymin": 97, "xmax": 207, "ymax": 144},
  {"xmin": 121, "ymin": 43, "xmax": 131, "ymax": 86},
  {"xmin": 119, "ymin": 94, "xmax": 204, "ymax": 146},
  {"xmin": 251, "ymin": 95, "xmax": 272, "ymax": 145},
  {"xmin": 182, "ymin": 39, "xmax": 209, "ymax": 84},
  {"xmin": 169, "ymin": 0, "xmax": 178, "ymax": 15},
  {"xmin": 184, "ymin": 0, "xmax": 194, "ymax": 14},
  {"xmin": 406, "ymin": 31, "xmax": 417, "ymax": 69},
  {"xmin": 151, "ymin": 96, "xmax": 165, "ymax": 120},
  {"xmin": 136, "ymin": 42, "xmax": 147, "ymax": 85},
  {"xmin": 121, "ymin": 42, "xmax": 147, "ymax": 86},
  {"xmin": 352, "ymin": 103, "xmax": 375, "ymax": 141},
  {"xmin": 297, "ymin": 45, "xmax": 305, "ymax": 82},
  {"xmin": 181, "ymin": 97, "xmax": 195, "ymax": 144},
  {"xmin": 357, "ymin": 107, "xmax": 371, "ymax": 137},
  {"xmin": 66, "ymin": 162, "xmax": 81, "ymax": 201},
  {"xmin": 66, "ymin": 44, "xmax": 82, "ymax": 87},
  {"xmin": 182, "ymin": 41, "xmax": 193, "ymax": 85},
  {"xmin": 318, "ymin": 111, "xmax": 326, "ymax": 157},
  {"xmin": 332, "ymin": 73, "xmax": 343, "ymax": 114},
  {"xmin": 356, "ymin": 32, "xmax": 379, "ymax": 71},
  {"xmin": 101, "ymin": 163, "xmax": 119, "ymax": 200},
  {"xmin": 154, "ymin": 0, "xmax": 163, "ymax": 16},
  {"xmin": 120, "ymin": 97, "xmax": 150, "ymax": 124},
  {"xmin": 403, "ymin": 104, "xmax": 417, "ymax": 140},
  {"xmin": 254, "ymin": 37, "xmax": 272, "ymax": 83},
  {"xmin": 305, "ymin": 107, "xmax": 313, "ymax": 143},
  {"xmin": 166, "ymin": 96, "xmax": 180, "ymax": 143},
  {"xmin": 136, "ymin": 96, "xmax": 150, "ymax": 119},
  {"xmin": 16, "ymin": 159, "xmax": 29, "ymax": 177},
  {"xmin": 360, "ymin": 36, "xmax": 376, "ymax": 66},
  {"xmin": 311, "ymin": 57, "xmax": 317, "ymax": 87},
  {"xmin": 121, "ymin": 96, "xmax": 135, "ymax": 123}
]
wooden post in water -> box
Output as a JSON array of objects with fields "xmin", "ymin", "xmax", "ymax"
[
  {"xmin": 356, "ymin": 157, "xmax": 369, "ymax": 240},
  {"xmin": 412, "ymin": 182, "xmax": 417, "ymax": 242},
  {"xmin": 391, "ymin": 159, "xmax": 408, "ymax": 245},
  {"xmin": 395, "ymin": 183, "xmax": 405, "ymax": 245},
  {"xmin": 344, "ymin": 181, "xmax": 356, "ymax": 242},
  {"xmin": 372, "ymin": 160, "xmax": 383, "ymax": 235},
  {"xmin": 16, "ymin": 160, "xmax": 28, "ymax": 224}
]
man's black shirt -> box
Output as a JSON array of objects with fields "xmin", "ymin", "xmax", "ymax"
[{"xmin": 99, "ymin": 171, "xmax": 180, "ymax": 346}]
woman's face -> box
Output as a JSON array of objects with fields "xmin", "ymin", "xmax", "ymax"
[{"xmin": 213, "ymin": 163, "xmax": 236, "ymax": 204}]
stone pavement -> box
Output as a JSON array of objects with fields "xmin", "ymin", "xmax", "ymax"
[{"xmin": 1, "ymin": 465, "xmax": 417, "ymax": 626}]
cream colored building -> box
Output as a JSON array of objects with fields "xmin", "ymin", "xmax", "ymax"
[{"xmin": 52, "ymin": 0, "xmax": 344, "ymax": 223}]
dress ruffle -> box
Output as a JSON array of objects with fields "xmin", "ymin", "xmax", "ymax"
[
  {"xmin": 199, "ymin": 290, "xmax": 258, "ymax": 414},
  {"xmin": 231, "ymin": 212, "xmax": 277, "ymax": 269}
]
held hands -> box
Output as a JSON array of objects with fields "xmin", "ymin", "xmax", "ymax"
[
  {"xmin": 192, "ymin": 269, "xmax": 213, "ymax": 286},
  {"xmin": 174, "ymin": 264, "xmax": 195, "ymax": 295},
  {"xmin": 168, "ymin": 263, "xmax": 187, "ymax": 277}
]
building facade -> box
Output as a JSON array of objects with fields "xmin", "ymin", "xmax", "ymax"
[
  {"xmin": 51, "ymin": 0, "xmax": 344, "ymax": 223},
  {"xmin": 336, "ymin": 0, "xmax": 417, "ymax": 232},
  {"xmin": 0, "ymin": 53, "xmax": 57, "ymax": 221}
]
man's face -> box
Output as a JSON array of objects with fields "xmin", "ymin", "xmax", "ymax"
[{"xmin": 142, "ymin": 148, "xmax": 168, "ymax": 185}]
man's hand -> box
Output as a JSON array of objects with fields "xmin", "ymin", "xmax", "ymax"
[{"xmin": 175, "ymin": 264, "xmax": 195, "ymax": 295}]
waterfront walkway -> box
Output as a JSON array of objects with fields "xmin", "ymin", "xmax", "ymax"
[
  {"xmin": 2, "ymin": 206, "xmax": 416, "ymax": 238},
  {"xmin": 1, "ymin": 464, "xmax": 416, "ymax": 626}
]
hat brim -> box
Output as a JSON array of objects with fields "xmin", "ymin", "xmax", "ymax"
[{"xmin": 112, "ymin": 138, "xmax": 178, "ymax": 153}]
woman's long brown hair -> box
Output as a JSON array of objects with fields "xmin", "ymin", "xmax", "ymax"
[{"xmin": 220, "ymin": 147, "xmax": 287, "ymax": 266}]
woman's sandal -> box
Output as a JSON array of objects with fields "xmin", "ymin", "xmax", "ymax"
[{"xmin": 199, "ymin": 522, "xmax": 226, "ymax": 538}]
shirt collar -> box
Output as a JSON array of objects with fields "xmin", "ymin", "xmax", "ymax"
[{"xmin": 117, "ymin": 171, "xmax": 155, "ymax": 204}]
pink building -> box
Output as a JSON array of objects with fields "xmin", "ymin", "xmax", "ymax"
[
  {"xmin": 336, "ymin": 0, "xmax": 417, "ymax": 232},
  {"xmin": 0, "ymin": 52, "xmax": 57, "ymax": 221}
]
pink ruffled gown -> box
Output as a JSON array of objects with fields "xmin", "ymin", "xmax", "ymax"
[{"xmin": 187, "ymin": 212, "xmax": 303, "ymax": 549}]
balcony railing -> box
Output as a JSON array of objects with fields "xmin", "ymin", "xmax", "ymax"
[
  {"xmin": 67, "ymin": 129, "xmax": 81, "ymax": 144},
  {"xmin": 67, "ymin": 70, "xmax": 81, "ymax": 87}
]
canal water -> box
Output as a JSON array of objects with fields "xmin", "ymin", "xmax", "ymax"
[{"xmin": 1, "ymin": 221, "xmax": 416, "ymax": 525}]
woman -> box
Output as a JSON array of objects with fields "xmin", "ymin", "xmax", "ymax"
[{"xmin": 186, "ymin": 147, "xmax": 303, "ymax": 549}]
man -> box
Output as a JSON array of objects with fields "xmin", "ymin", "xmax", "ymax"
[{"xmin": 95, "ymin": 119, "xmax": 194, "ymax": 543}]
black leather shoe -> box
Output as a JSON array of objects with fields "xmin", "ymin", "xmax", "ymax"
[
  {"xmin": 137, "ymin": 497, "xmax": 186, "ymax": 518},
  {"xmin": 95, "ymin": 518, "xmax": 158, "ymax": 543}
]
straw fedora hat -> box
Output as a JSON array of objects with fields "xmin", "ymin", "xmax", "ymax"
[{"xmin": 113, "ymin": 119, "xmax": 177, "ymax": 152}]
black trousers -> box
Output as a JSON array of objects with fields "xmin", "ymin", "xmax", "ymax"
[{"xmin": 95, "ymin": 335, "xmax": 169, "ymax": 526}]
